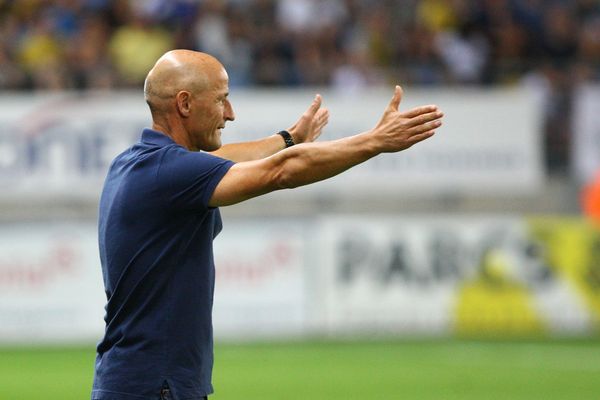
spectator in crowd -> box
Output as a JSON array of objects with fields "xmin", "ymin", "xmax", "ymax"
[
  {"xmin": 108, "ymin": 5, "xmax": 173, "ymax": 86},
  {"xmin": 65, "ymin": 14, "xmax": 115, "ymax": 89},
  {"xmin": 16, "ymin": 9, "xmax": 66, "ymax": 89}
]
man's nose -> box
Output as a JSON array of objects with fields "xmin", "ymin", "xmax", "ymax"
[{"xmin": 224, "ymin": 100, "xmax": 235, "ymax": 121}]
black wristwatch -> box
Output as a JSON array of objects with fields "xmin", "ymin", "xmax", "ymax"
[{"xmin": 277, "ymin": 130, "xmax": 295, "ymax": 148}]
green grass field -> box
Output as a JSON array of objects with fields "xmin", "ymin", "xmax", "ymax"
[{"xmin": 1, "ymin": 339, "xmax": 599, "ymax": 399}]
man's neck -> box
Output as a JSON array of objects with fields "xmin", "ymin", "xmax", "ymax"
[{"xmin": 152, "ymin": 118, "xmax": 192, "ymax": 150}]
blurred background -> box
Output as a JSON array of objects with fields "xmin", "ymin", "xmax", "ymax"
[{"xmin": 1, "ymin": 0, "xmax": 600, "ymax": 399}]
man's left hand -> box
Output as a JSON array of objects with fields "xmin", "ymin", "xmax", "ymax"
[{"xmin": 287, "ymin": 94, "xmax": 330, "ymax": 144}]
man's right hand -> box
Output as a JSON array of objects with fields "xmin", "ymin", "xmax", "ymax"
[{"xmin": 371, "ymin": 85, "xmax": 443, "ymax": 153}]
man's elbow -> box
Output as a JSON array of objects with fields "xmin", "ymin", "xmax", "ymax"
[
  {"xmin": 269, "ymin": 151, "xmax": 306, "ymax": 190},
  {"xmin": 274, "ymin": 169, "xmax": 299, "ymax": 190}
]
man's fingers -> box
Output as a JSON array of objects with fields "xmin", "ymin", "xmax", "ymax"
[
  {"xmin": 310, "ymin": 108, "xmax": 329, "ymax": 140},
  {"xmin": 315, "ymin": 108, "xmax": 329, "ymax": 126},
  {"xmin": 410, "ymin": 119, "xmax": 442, "ymax": 136},
  {"xmin": 400, "ymin": 104, "xmax": 439, "ymax": 119},
  {"xmin": 306, "ymin": 94, "xmax": 322, "ymax": 116},
  {"xmin": 388, "ymin": 85, "xmax": 403, "ymax": 112},
  {"xmin": 408, "ymin": 130, "xmax": 436, "ymax": 146},
  {"xmin": 405, "ymin": 110, "xmax": 444, "ymax": 128}
]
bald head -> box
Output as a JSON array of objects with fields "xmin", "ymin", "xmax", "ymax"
[
  {"xmin": 144, "ymin": 50, "xmax": 226, "ymax": 117},
  {"xmin": 143, "ymin": 50, "xmax": 234, "ymax": 151}
]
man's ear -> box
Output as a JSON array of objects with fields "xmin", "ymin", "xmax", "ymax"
[{"xmin": 175, "ymin": 91, "xmax": 192, "ymax": 117}]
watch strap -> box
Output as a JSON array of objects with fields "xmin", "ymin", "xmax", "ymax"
[{"xmin": 277, "ymin": 130, "xmax": 295, "ymax": 148}]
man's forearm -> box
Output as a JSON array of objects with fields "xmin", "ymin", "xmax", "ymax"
[
  {"xmin": 273, "ymin": 131, "xmax": 379, "ymax": 189},
  {"xmin": 209, "ymin": 134, "xmax": 286, "ymax": 162},
  {"xmin": 208, "ymin": 132, "xmax": 380, "ymax": 207}
]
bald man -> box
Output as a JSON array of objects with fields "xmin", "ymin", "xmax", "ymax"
[{"xmin": 93, "ymin": 50, "xmax": 443, "ymax": 400}]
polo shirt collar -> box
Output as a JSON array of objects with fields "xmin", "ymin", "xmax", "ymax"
[{"xmin": 141, "ymin": 128, "xmax": 177, "ymax": 147}]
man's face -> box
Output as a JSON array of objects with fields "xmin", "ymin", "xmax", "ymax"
[{"xmin": 189, "ymin": 68, "xmax": 235, "ymax": 151}]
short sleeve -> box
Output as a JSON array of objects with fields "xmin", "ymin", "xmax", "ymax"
[{"xmin": 156, "ymin": 145, "xmax": 234, "ymax": 211}]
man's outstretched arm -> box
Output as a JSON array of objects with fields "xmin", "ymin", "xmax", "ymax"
[{"xmin": 209, "ymin": 86, "xmax": 443, "ymax": 207}]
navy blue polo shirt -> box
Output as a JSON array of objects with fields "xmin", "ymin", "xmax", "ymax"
[{"xmin": 93, "ymin": 129, "xmax": 234, "ymax": 400}]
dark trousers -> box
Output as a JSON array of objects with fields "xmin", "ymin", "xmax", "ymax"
[{"xmin": 160, "ymin": 387, "xmax": 207, "ymax": 400}]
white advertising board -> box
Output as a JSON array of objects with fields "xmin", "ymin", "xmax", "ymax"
[
  {"xmin": 212, "ymin": 219, "xmax": 309, "ymax": 339},
  {"xmin": 0, "ymin": 87, "xmax": 543, "ymax": 201},
  {"xmin": 1, "ymin": 215, "xmax": 595, "ymax": 343},
  {"xmin": 316, "ymin": 216, "xmax": 592, "ymax": 336},
  {"xmin": 0, "ymin": 219, "xmax": 310, "ymax": 343},
  {"xmin": 0, "ymin": 222, "xmax": 105, "ymax": 343},
  {"xmin": 0, "ymin": 92, "xmax": 148, "ymax": 201}
]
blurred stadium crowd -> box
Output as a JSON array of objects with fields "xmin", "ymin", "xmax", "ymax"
[
  {"xmin": 2, "ymin": 0, "xmax": 599, "ymax": 89},
  {"xmin": 0, "ymin": 0, "xmax": 599, "ymax": 174}
]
